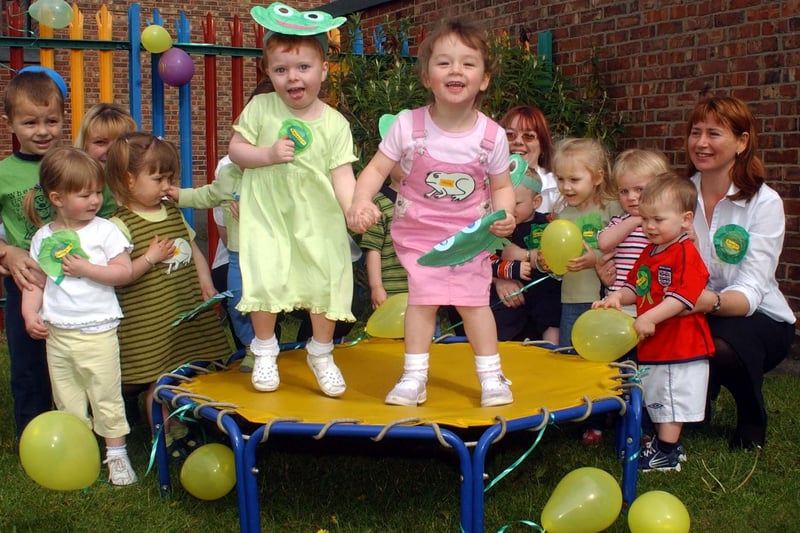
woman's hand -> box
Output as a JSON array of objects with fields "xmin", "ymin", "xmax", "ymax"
[
  {"xmin": 1, "ymin": 245, "xmax": 46, "ymax": 290},
  {"xmin": 595, "ymin": 251, "xmax": 617, "ymax": 287},
  {"xmin": 495, "ymin": 278, "xmax": 525, "ymax": 308}
]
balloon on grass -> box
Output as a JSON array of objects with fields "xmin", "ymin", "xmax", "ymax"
[
  {"xmin": 540, "ymin": 219, "xmax": 583, "ymax": 275},
  {"xmin": 141, "ymin": 24, "xmax": 172, "ymax": 54},
  {"xmin": 571, "ymin": 308, "xmax": 638, "ymax": 362},
  {"xmin": 28, "ymin": 0, "xmax": 74, "ymax": 29},
  {"xmin": 180, "ymin": 443, "xmax": 236, "ymax": 500},
  {"xmin": 540, "ymin": 467, "xmax": 622, "ymax": 533},
  {"xmin": 19, "ymin": 411, "xmax": 100, "ymax": 491},
  {"xmin": 365, "ymin": 292, "xmax": 408, "ymax": 338},
  {"xmin": 628, "ymin": 490, "xmax": 690, "ymax": 533},
  {"xmin": 158, "ymin": 48, "xmax": 195, "ymax": 87}
]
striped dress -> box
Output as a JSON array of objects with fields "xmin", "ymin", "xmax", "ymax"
[{"xmin": 113, "ymin": 203, "xmax": 230, "ymax": 384}]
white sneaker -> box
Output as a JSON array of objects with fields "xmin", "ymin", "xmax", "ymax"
[
  {"xmin": 252, "ymin": 354, "xmax": 279, "ymax": 392},
  {"xmin": 105, "ymin": 455, "xmax": 137, "ymax": 486},
  {"xmin": 385, "ymin": 374, "xmax": 427, "ymax": 406},
  {"xmin": 480, "ymin": 372, "xmax": 513, "ymax": 407},
  {"xmin": 306, "ymin": 354, "xmax": 346, "ymax": 397}
]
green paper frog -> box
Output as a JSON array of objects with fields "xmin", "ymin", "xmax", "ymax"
[{"xmin": 251, "ymin": 3, "xmax": 346, "ymax": 36}]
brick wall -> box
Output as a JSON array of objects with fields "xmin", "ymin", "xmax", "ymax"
[{"xmin": 2, "ymin": 0, "xmax": 798, "ymax": 327}]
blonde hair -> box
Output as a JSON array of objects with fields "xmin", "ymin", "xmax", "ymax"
[
  {"xmin": 24, "ymin": 146, "xmax": 105, "ymax": 227},
  {"xmin": 74, "ymin": 103, "xmax": 138, "ymax": 152},
  {"xmin": 105, "ymin": 132, "xmax": 180, "ymax": 207},
  {"xmin": 552, "ymin": 138, "xmax": 615, "ymax": 209},
  {"xmin": 612, "ymin": 149, "xmax": 669, "ymax": 183},
  {"xmin": 639, "ymin": 171, "xmax": 698, "ymax": 214}
]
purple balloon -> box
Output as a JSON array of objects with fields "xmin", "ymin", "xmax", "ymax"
[{"xmin": 158, "ymin": 48, "xmax": 194, "ymax": 87}]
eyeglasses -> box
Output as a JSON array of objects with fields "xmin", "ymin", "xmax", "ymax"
[{"xmin": 505, "ymin": 131, "xmax": 538, "ymax": 142}]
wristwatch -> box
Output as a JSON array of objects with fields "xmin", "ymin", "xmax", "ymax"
[{"xmin": 711, "ymin": 292, "xmax": 722, "ymax": 313}]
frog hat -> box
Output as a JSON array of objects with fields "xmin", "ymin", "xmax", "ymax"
[{"xmin": 251, "ymin": 2, "xmax": 346, "ymax": 50}]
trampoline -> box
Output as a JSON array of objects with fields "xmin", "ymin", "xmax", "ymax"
[{"xmin": 152, "ymin": 338, "xmax": 642, "ymax": 533}]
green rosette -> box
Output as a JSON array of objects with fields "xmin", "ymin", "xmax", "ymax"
[
  {"xmin": 38, "ymin": 229, "xmax": 89, "ymax": 285},
  {"xmin": 713, "ymin": 224, "xmax": 749, "ymax": 264},
  {"xmin": 278, "ymin": 119, "xmax": 312, "ymax": 154}
]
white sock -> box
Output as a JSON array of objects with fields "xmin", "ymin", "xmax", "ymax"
[
  {"xmin": 106, "ymin": 444, "xmax": 128, "ymax": 458},
  {"xmin": 306, "ymin": 337, "xmax": 334, "ymax": 359},
  {"xmin": 403, "ymin": 353, "xmax": 429, "ymax": 381},
  {"xmin": 251, "ymin": 335, "xmax": 279, "ymax": 357},
  {"xmin": 475, "ymin": 354, "xmax": 502, "ymax": 382}
]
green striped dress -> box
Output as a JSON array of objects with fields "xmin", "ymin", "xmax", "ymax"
[{"xmin": 113, "ymin": 203, "xmax": 230, "ymax": 384}]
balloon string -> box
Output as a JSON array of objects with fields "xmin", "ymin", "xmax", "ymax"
[
  {"xmin": 442, "ymin": 275, "xmax": 553, "ymax": 336},
  {"xmin": 145, "ymin": 402, "xmax": 199, "ymax": 476},
  {"xmin": 484, "ymin": 412, "xmax": 555, "ymax": 493}
]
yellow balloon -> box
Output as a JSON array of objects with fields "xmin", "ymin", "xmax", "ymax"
[
  {"xmin": 572, "ymin": 308, "xmax": 638, "ymax": 362},
  {"xmin": 180, "ymin": 443, "xmax": 237, "ymax": 500},
  {"xmin": 19, "ymin": 411, "xmax": 100, "ymax": 491},
  {"xmin": 628, "ymin": 490, "xmax": 690, "ymax": 533},
  {"xmin": 365, "ymin": 292, "xmax": 408, "ymax": 338},
  {"xmin": 540, "ymin": 219, "xmax": 583, "ymax": 275},
  {"xmin": 141, "ymin": 24, "xmax": 173, "ymax": 54},
  {"xmin": 541, "ymin": 467, "xmax": 622, "ymax": 533}
]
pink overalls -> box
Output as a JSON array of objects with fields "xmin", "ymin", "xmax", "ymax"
[{"xmin": 391, "ymin": 107, "xmax": 498, "ymax": 307}]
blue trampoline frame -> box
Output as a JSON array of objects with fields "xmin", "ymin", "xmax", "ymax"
[{"xmin": 152, "ymin": 356, "xmax": 642, "ymax": 533}]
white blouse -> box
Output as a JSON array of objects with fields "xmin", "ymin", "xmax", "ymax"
[{"xmin": 691, "ymin": 172, "xmax": 795, "ymax": 324}]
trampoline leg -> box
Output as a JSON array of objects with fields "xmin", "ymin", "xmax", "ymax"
[
  {"xmin": 620, "ymin": 385, "xmax": 642, "ymax": 508},
  {"xmin": 246, "ymin": 427, "xmax": 265, "ymax": 533},
  {"xmin": 472, "ymin": 423, "xmax": 506, "ymax": 533},
  {"xmin": 151, "ymin": 398, "xmax": 171, "ymax": 497}
]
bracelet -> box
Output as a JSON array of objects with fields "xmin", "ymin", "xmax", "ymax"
[
  {"xmin": 711, "ymin": 292, "xmax": 722, "ymax": 314},
  {"xmin": 525, "ymin": 250, "xmax": 531, "ymax": 262},
  {"xmin": 143, "ymin": 255, "xmax": 155, "ymax": 268}
]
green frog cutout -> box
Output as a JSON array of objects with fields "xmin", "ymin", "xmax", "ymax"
[{"xmin": 251, "ymin": 2, "xmax": 345, "ymax": 36}]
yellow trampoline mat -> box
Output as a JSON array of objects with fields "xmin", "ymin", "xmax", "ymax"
[{"xmin": 179, "ymin": 339, "xmax": 621, "ymax": 428}]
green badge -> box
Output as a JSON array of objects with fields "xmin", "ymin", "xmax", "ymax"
[
  {"xmin": 525, "ymin": 222, "xmax": 548, "ymax": 250},
  {"xmin": 38, "ymin": 229, "xmax": 89, "ymax": 285},
  {"xmin": 635, "ymin": 264, "xmax": 654, "ymax": 306},
  {"xmin": 575, "ymin": 212, "xmax": 602, "ymax": 249},
  {"xmin": 713, "ymin": 224, "xmax": 749, "ymax": 264},
  {"xmin": 279, "ymin": 119, "xmax": 312, "ymax": 153}
]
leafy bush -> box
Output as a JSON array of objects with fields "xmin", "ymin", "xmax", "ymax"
[{"xmin": 329, "ymin": 17, "xmax": 625, "ymax": 172}]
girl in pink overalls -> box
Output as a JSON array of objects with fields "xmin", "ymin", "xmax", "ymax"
[{"xmin": 348, "ymin": 18, "xmax": 516, "ymax": 407}]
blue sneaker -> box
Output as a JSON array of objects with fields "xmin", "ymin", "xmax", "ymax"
[
  {"xmin": 639, "ymin": 438, "xmax": 682, "ymax": 472},
  {"xmin": 642, "ymin": 435, "xmax": 687, "ymax": 462}
]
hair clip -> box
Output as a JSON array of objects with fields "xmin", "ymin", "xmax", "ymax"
[{"xmin": 33, "ymin": 183, "xmax": 43, "ymax": 190}]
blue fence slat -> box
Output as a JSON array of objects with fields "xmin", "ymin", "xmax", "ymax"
[
  {"xmin": 176, "ymin": 11, "xmax": 193, "ymax": 225},
  {"xmin": 127, "ymin": 4, "xmax": 142, "ymax": 128},
  {"xmin": 150, "ymin": 9, "xmax": 165, "ymax": 138}
]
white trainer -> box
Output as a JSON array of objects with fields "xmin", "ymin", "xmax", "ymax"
[
  {"xmin": 385, "ymin": 374, "xmax": 427, "ymax": 406},
  {"xmin": 105, "ymin": 454, "xmax": 137, "ymax": 486},
  {"xmin": 480, "ymin": 373, "xmax": 513, "ymax": 407}
]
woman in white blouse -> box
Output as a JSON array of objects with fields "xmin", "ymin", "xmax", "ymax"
[{"xmin": 687, "ymin": 95, "xmax": 795, "ymax": 449}]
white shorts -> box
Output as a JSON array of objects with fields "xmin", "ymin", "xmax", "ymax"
[{"xmin": 640, "ymin": 359, "xmax": 709, "ymax": 424}]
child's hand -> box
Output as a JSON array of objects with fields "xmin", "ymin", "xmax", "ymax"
[
  {"xmin": 23, "ymin": 309, "xmax": 48, "ymax": 339},
  {"xmin": 199, "ymin": 280, "xmax": 218, "ymax": 301},
  {"xmin": 595, "ymin": 251, "xmax": 616, "ymax": 287},
  {"xmin": 535, "ymin": 250, "xmax": 552, "ymax": 273},
  {"xmin": 519, "ymin": 259, "xmax": 532, "ymax": 281},
  {"xmin": 566, "ymin": 242, "xmax": 597, "ymax": 272},
  {"xmin": 593, "ymin": 293, "xmax": 622, "ymax": 310},
  {"xmin": 229, "ymin": 200, "xmax": 240, "ymax": 221},
  {"xmin": 346, "ymin": 201, "xmax": 381, "ymax": 234},
  {"xmin": 489, "ymin": 213, "xmax": 516, "ymax": 238},
  {"xmin": 633, "ymin": 315, "xmax": 656, "ymax": 340},
  {"xmin": 165, "ymin": 185, "xmax": 180, "ymax": 202},
  {"xmin": 270, "ymin": 135, "xmax": 295, "ymax": 164},
  {"xmin": 371, "ymin": 286, "xmax": 388, "ymax": 310},
  {"xmin": 61, "ymin": 253, "xmax": 93, "ymax": 278},
  {"xmin": 146, "ymin": 235, "xmax": 176, "ymax": 264}
]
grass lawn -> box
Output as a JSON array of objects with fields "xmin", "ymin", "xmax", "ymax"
[{"xmin": 1, "ymin": 333, "xmax": 799, "ymax": 532}]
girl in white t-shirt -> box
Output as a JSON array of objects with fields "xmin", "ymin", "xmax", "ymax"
[{"xmin": 21, "ymin": 146, "xmax": 137, "ymax": 486}]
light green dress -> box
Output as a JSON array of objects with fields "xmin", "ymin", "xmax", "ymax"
[{"xmin": 234, "ymin": 93, "xmax": 357, "ymax": 321}]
